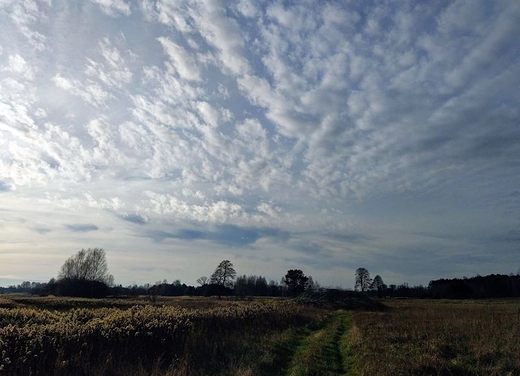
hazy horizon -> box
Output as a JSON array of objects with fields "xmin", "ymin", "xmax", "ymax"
[{"xmin": 1, "ymin": 0, "xmax": 519, "ymax": 289}]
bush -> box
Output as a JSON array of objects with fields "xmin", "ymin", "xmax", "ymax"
[{"xmin": 46, "ymin": 278, "xmax": 109, "ymax": 298}]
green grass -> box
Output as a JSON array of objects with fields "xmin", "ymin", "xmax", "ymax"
[
  {"xmin": 338, "ymin": 312, "xmax": 356, "ymax": 374},
  {"xmin": 286, "ymin": 310, "xmax": 353, "ymax": 376}
]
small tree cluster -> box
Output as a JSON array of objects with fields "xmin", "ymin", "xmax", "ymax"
[
  {"xmin": 235, "ymin": 275, "xmax": 268, "ymax": 296},
  {"xmin": 52, "ymin": 248, "xmax": 113, "ymax": 298},
  {"xmin": 58, "ymin": 248, "xmax": 114, "ymax": 285},
  {"xmin": 354, "ymin": 268, "xmax": 388, "ymax": 297}
]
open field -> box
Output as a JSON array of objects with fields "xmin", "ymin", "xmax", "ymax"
[
  {"xmin": 349, "ymin": 299, "xmax": 520, "ymax": 375},
  {"xmin": 0, "ymin": 295, "xmax": 327, "ymax": 375},
  {"xmin": 1, "ymin": 296, "xmax": 520, "ymax": 375}
]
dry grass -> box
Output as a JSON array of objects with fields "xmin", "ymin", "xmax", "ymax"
[
  {"xmin": 349, "ymin": 299, "xmax": 520, "ymax": 375},
  {"xmin": 0, "ymin": 295, "xmax": 262, "ymax": 310},
  {"xmin": 0, "ymin": 296, "xmax": 327, "ymax": 376}
]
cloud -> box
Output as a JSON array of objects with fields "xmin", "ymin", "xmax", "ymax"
[
  {"xmin": 66, "ymin": 224, "xmax": 99, "ymax": 232},
  {"xmin": 34, "ymin": 227, "xmax": 52, "ymax": 234},
  {"xmin": 329, "ymin": 233, "xmax": 376, "ymax": 245},
  {"xmin": 53, "ymin": 74, "xmax": 111, "ymax": 107},
  {"xmin": 157, "ymin": 37, "xmax": 202, "ymax": 81},
  {"xmin": 0, "ymin": 181, "xmax": 10, "ymax": 192},
  {"xmin": 2, "ymin": 54, "xmax": 34, "ymax": 79},
  {"xmin": 234, "ymin": 0, "xmax": 259, "ymax": 18},
  {"xmin": 189, "ymin": 1, "xmax": 250, "ymax": 76},
  {"xmin": 90, "ymin": 0, "xmax": 131, "ymax": 17},
  {"xmin": 0, "ymin": 0, "xmax": 519, "ymax": 287},
  {"xmin": 120, "ymin": 214, "xmax": 148, "ymax": 225},
  {"xmin": 0, "ymin": 0, "xmax": 48, "ymax": 51},
  {"xmin": 85, "ymin": 37, "xmax": 133, "ymax": 89},
  {"xmin": 147, "ymin": 224, "xmax": 290, "ymax": 247}
]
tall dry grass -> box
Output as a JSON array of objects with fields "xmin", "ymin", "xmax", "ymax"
[
  {"xmin": 349, "ymin": 299, "xmax": 520, "ymax": 375},
  {"xmin": 0, "ymin": 297, "xmax": 326, "ymax": 376}
]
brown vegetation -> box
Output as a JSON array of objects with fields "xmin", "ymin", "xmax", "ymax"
[
  {"xmin": 349, "ymin": 299, "xmax": 520, "ymax": 375},
  {"xmin": 3, "ymin": 295, "xmax": 519, "ymax": 375},
  {"xmin": 0, "ymin": 296, "xmax": 326, "ymax": 375}
]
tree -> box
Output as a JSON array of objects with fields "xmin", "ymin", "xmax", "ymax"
[
  {"xmin": 235, "ymin": 275, "xmax": 269, "ymax": 296},
  {"xmin": 210, "ymin": 260, "xmax": 236, "ymax": 288},
  {"xmin": 284, "ymin": 269, "xmax": 309, "ymax": 296},
  {"xmin": 355, "ymin": 267, "xmax": 372, "ymax": 293},
  {"xmin": 196, "ymin": 276, "xmax": 209, "ymax": 286},
  {"xmin": 58, "ymin": 248, "xmax": 114, "ymax": 285},
  {"xmin": 370, "ymin": 275, "xmax": 387, "ymax": 297},
  {"xmin": 307, "ymin": 276, "xmax": 320, "ymax": 292}
]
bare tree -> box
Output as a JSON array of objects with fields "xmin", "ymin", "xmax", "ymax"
[
  {"xmin": 58, "ymin": 248, "xmax": 114, "ymax": 285},
  {"xmin": 370, "ymin": 274, "xmax": 387, "ymax": 297},
  {"xmin": 355, "ymin": 267, "xmax": 372, "ymax": 293},
  {"xmin": 196, "ymin": 276, "xmax": 209, "ymax": 286},
  {"xmin": 371, "ymin": 275, "xmax": 386, "ymax": 291},
  {"xmin": 210, "ymin": 260, "xmax": 236, "ymax": 288},
  {"xmin": 307, "ymin": 276, "xmax": 320, "ymax": 292}
]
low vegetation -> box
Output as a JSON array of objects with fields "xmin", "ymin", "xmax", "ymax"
[
  {"xmin": 0, "ymin": 296, "xmax": 326, "ymax": 376},
  {"xmin": 287, "ymin": 310, "xmax": 353, "ymax": 376},
  {"xmin": 349, "ymin": 299, "xmax": 520, "ymax": 375},
  {"xmin": 2, "ymin": 294, "xmax": 520, "ymax": 375}
]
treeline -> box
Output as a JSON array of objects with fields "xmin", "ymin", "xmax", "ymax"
[
  {"xmin": 0, "ymin": 250, "xmax": 318, "ymax": 299},
  {"xmin": 0, "ymin": 276, "xmax": 291, "ymax": 298},
  {"xmin": 2, "ymin": 247, "xmax": 519, "ymax": 300},
  {"xmin": 366, "ymin": 274, "xmax": 520, "ymax": 299},
  {"xmin": 0, "ymin": 278, "xmax": 431, "ymax": 299},
  {"xmin": 6, "ymin": 274, "xmax": 520, "ymax": 300},
  {"xmin": 428, "ymin": 274, "xmax": 520, "ymax": 299}
]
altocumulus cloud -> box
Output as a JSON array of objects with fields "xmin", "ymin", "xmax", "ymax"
[{"xmin": 0, "ymin": 0, "xmax": 519, "ymax": 287}]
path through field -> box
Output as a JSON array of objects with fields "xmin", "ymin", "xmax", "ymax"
[{"xmin": 285, "ymin": 310, "xmax": 354, "ymax": 376}]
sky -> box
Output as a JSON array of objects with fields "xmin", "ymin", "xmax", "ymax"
[{"xmin": 0, "ymin": 0, "xmax": 519, "ymax": 289}]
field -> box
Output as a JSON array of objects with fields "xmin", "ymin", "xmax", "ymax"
[
  {"xmin": 1, "ymin": 296, "xmax": 519, "ymax": 375},
  {"xmin": 0, "ymin": 295, "xmax": 327, "ymax": 375},
  {"xmin": 349, "ymin": 299, "xmax": 520, "ymax": 375}
]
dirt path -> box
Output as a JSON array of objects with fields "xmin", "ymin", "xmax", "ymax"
[{"xmin": 285, "ymin": 310, "xmax": 354, "ymax": 376}]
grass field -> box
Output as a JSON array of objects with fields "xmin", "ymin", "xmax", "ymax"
[
  {"xmin": 1, "ymin": 296, "xmax": 519, "ymax": 375},
  {"xmin": 0, "ymin": 295, "xmax": 327, "ymax": 376},
  {"xmin": 349, "ymin": 299, "xmax": 520, "ymax": 375}
]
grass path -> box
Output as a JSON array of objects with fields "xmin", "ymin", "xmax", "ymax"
[{"xmin": 285, "ymin": 310, "xmax": 354, "ymax": 376}]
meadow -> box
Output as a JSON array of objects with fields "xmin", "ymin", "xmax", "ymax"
[
  {"xmin": 1, "ymin": 296, "xmax": 519, "ymax": 375},
  {"xmin": 0, "ymin": 295, "xmax": 327, "ymax": 376},
  {"xmin": 349, "ymin": 299, "xmax": 520, "ymax": 375}
]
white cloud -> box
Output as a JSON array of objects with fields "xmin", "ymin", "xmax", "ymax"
[
  {"xmin": 85, "ymin": 38, "xmax": 133, "ymax": 88},
  {"xmin": 52, "ymin": 74, "xmax": 73, "ymax": 90},
  {"xmin": 53, "ymin": 74, "xmax": 111, "ymax": 107},
  {"xmin": 90, "ymin": 0, "xmax": 131, "ymax": 17},
  {"xmin": 235, "ymin": 0, "xmax": 259, "ymax": 18},
  {"xmin": 141, "ymin": 1, "xmax": 193, "ymax": 33},
  {"xmin": 143, "ymin": 191, "xmax": 245, "ymax": 223},
  {"xmin": 190, "ymin": 0, "xmax": 250, "ymax": 76},
  {"xmin": 157, "ymin": 37, "xmax": 202, "ymax": 81},
  {"xmin": 1, "ymin": 0, "xmax": 47, "ymax": 50},
  {"xmin": 34, "ymin": 108, "xmax": 47, "ymax": 118},
  {"xmin": 2, "ymin": 54, "xmax": 34, "ymax": 79},
  {"xmin": 0, "ymin": 0, "xmax": 519, "ymax": 287}
]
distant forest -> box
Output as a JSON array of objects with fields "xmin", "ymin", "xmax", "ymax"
[
  {"xmin": 2, "ymin": 248, "xmax": 519, "ymax": 300},
  {"xmin": 3, "ymin": 273, "xmax": 520, "ymax": 300}
]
